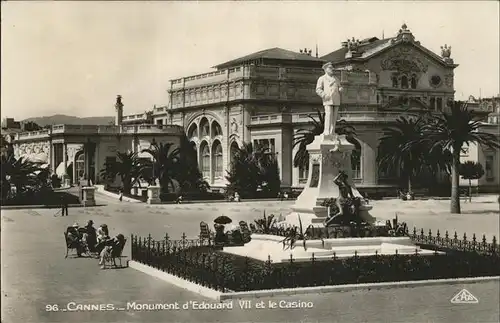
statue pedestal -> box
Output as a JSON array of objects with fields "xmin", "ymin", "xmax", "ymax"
[
  {"xmin": 147, "ymin": 186, "xmax": 161, "ymax": 204},
  {"xmin": 284, "ymin": 134, "xmax": 376, "ymax": 228},
  {"xmin": 81, "ymin": 186, "xmax": 96, "ymax": 207}
]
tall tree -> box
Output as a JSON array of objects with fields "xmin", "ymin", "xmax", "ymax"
[
  {"xmin": 100, "ymin": 152, "xmax": 146, "ymax": 193},
  {"xmin": 226, "ymin": 142, "xmax": 280, "ymax": 198},
  {"xmin": 377, "ymin": 115, "xmax": 451, "ymax": 194},
  {"xmin": 459, "ymin": 161, "xmax": 485, "ymax": 202},
  {"xmin": 422, "ymin": 101, "xmax": 500, "ymax": 213},
  {"xmin": 293, "ymin": 107, "xmax": 357, "ymax": 171},
  {"xmin": 174, "ymin": 134, "xmax": 209, "ymax": 193},
  {"xmin": 141, "ymin": 142, "xmax": 179, "ymax": 193},
  {"xmin": 1, "ymin": 155, "xmax": 41, "ymax": 199}
]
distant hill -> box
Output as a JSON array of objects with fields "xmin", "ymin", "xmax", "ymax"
[{"xmin": 22, "ymin": 114, "xmax": 115, "ymax": 126}]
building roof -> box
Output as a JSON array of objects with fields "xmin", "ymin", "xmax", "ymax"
[
  {"xmin": 213, "ymin": 47, "xmax": 325, "ymax": 69},
  {"xmin": 321, "ymin": 24, "xmax": 456, "ymax": 69},
  {"xmin": 321, "ymin": 37, "xmax": 395, "ymax": 64}
]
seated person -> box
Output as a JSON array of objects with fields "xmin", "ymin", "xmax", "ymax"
[
  {"xmin": 97, "ymin": 224, "xmax": 109, "ymax": 243},
  {"xmin": 83, "ymin": 220, "xmax": 97, "ymax": 252},
  {"xmin": 66, "ymin": 223, "xmax": 84, "ymax": 257},
  {"xmin": 99, "ymin": 234, "xmax": 125, "ymax": 267}
]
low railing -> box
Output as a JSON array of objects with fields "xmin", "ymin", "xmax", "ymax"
[
  {"xmin": 15, "ymin": 124, "xmax": 183, "ymax": 139},
  {"xmin": 15, "ymin": 129, "xmax": 51, "ymax": 140},
  {"xmin": 131, "ymin": 228, "xmax": 499, "ymax": 292}
]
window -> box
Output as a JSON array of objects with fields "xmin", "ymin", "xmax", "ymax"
[
  {"xmin": 299, "ymin": 163, "xmax": 309, "ymax": 183},
  {"xmin": 200, "ymin": 143, "xmax": 210, "ymax": 180},
  {"xmin": 76, "ymin": 153, "xmax": 87, "ymax": 179},
  {"xmin": 430, "ymin": 98, "xmax": 436, "ymax": 110},
  {"xmin": 485, "ymin": 155, "xmax": 494, "ymax": 180},
  {"xmin": 212, "ymin": 141, "xmax": 223, "ymax": 179},
  {"xmin": 392, "ymin": 75, "xmax": 398, "ymax": 88},
  {"xmin": 401, "ymin": 75, "xmax": 409, "ymax": 89},
  {"xmin": 229, "ymin": 141, "xmax": 239, "ymax": 165},
  {"xmin": 200, "ymin": 118, "xmax": 209, "ymax": 137},
  {"xmin": 211, "ymin": 121, "xmax": 222, "ymax": 137},
  {"xmin": 351, "ymin": 140, "xmax": 362, "ymax": 179},
  {"xmin": 188, "ymin": 124, "xmax": 198, "ymax": 139},
  {"xmin": 437, "ymin": 98, "xmax": 443, "ymax": 111},
  {"xmin": 156, "ymin": 119, "xmax": 163, "ymax": 125},
  {"xmin": 411, "ymin": 74, "xmax": 417, "ymax": 89}
]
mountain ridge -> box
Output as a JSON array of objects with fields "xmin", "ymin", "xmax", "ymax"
[{"xmin": 22, "ymin": 114, "xmax": 115, "ymax": 126}]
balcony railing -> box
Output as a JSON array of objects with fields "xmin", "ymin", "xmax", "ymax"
[{"xmin": 15, "ymin": 124, "xmax": 184, "ymax": 140}]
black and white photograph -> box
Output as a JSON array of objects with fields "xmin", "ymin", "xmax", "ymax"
[{"xmin": 1, "ymin": 1, "xmax": 499, "ymax": 322}]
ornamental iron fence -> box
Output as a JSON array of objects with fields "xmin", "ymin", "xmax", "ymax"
[{"xmin": 130, "ymin": 228, "xmax": 499, "ymax": 292}]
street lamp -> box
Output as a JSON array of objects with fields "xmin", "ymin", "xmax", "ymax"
[{"xmin": 150, "ymin": 138, "xmax": 156, "ymax": 184}]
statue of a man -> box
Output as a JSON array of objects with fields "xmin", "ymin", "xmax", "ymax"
[{"xmin": 316, "ymin": 62, "xmax": 343, "ymax": 138}]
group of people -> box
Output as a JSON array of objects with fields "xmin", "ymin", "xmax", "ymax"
[{"xmin": 65, "ymin": 220, "xmax": 125, "ymax": 269}]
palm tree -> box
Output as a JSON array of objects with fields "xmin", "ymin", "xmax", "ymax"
[
  {"xmin": 226, "ymin": 142, "xmax": 279, "ymax": 198},
  {"xmin": 422, "ymin": 101, "xmax": 500, "ymax": 213},
  {"xmin": 377, "ymin": 115, "xmax": 450, "ymax": 194},
  {"xmin": 100, "ymin": 151, "xmax": 146, "ymax": 193},
  {"xmin": 459, "ymin": 161, "xmax": 485, "ymax": 202},
  {"xmin": 1, "ymin": 155, "xmax": 41, "ymax": 199},
  {"xmin": 141, "ymin": 142, "xmax": 179, "ymax": 193},
  {"xmin": 174, "ymin": 134, "xmax": 209, "ymax": 193},
  {"xmin": 293, "ymin": 107, "xmax": 357, "ymax": 171}
]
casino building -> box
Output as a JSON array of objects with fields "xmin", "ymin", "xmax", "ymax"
[
  {"xmin": 152, "ymin": 24, "xmax": 498, "ymax": 193},
  {"xmin": 7, "ymin": 24, "xmax": 499, "ymax": 193}
]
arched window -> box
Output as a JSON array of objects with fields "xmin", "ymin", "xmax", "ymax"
[
  {"xmin": 229, "ymin": 141, "xmax": 239, "ymax": 165},
  {"xmin": 411, "ymin": 74, "xmax": 417, "ymax": 89},
  {"xmin": 199, "ymin": 118, "xmax": 210, "ymax": 137},
  {"xmin": 200, "ymin": 142, "xmax": 210, "ymax": 180},
  {"xmin": 211, "ymin": 121, "xmax": 222, "ymax": 137},
  {"xmin": 212, "ymin": 141, "xmax": 223, "ymax": 180},
  {"xmin": 392, "ymin": 75, "xmax": 398, "ymax": 88},
  {"xmin": 75, "ymin": 151, "xmax": 85, "ymax": 180},
  {"xmin": 430, "ymin": 97, "xmax": 436, "ymax": 110},
  {"xmin": 299, "ymin": 157, "xmax": 309, "ymax": 184},
  {"xmin": 401, "ymin": 75, "xmax": 409, "ymax": 89},
  {"xmin": 437, "ymin": 98, "xmax": 443, "ymax": 111},
  {"xmin": 187, "ymin": 123, "xmax": 198, "ymax": 139},
  {"xmin": 351, "ymin": 140, "xmax": 362, "ymax": 179}
]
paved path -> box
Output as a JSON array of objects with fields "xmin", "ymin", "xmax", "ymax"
[{"xmin": 1, "ymin": 194, "xmax": 499, "ymax": 322}]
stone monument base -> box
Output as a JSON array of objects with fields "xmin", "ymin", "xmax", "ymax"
[
  {"xmin": 81, "ymin": 186, "xmax": 96, "ymax": 207},
  {"xmin": 147, "ymin": 186, "xmax": 161, "ymax": 204},
  {"xmin": 222, "ymin": 234, "xmax": 441, "ymax": 263},
  {"xmin": 283, "ymin": 133, "xmax": 376, "ymax": 228}
]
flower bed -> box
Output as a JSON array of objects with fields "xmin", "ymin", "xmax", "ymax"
[{"xmin": 131, "ymin": 231, "xmax": 500, "ymax": 293}]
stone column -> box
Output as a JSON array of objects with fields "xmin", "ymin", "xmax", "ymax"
[
  {"xmin": 50, "ymin": 142, "xmax": 55, "ymax": 174},
  {"xmin": 209, "ymin": 144, "xmax": 214, "ymax": 185},
  {"xmin": 84, "ymin": 143, "xmax": 90, "ymax": 185},
  {"xmin": 361, "ymin": 136, "xmax": 378, "ymax": 185},
  {"xmin": 62, "ymin": 143, "xmax": 70, "ymax": 187},
  {"xmin": 94, "ymin": 142, "xmax": 100, "ymax": 184}
]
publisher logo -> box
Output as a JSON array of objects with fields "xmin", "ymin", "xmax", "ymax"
[{"xmin": 450, "ymin": 289, "xmax": 479, "ymax": 304}]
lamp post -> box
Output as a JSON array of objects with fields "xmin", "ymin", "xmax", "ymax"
[{"xmin": 150, "ymin": 138, "xmax": 156, "ymax": 184}]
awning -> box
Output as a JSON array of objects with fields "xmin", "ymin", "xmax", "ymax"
[{"xmin": 56, "ymin": 161, "xmax": 73, "ymax": 177}]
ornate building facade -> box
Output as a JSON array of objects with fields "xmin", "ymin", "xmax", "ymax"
[
  {"xmin": 11, "ymin": 96, "xmax": 183, "ymax": 186},
  {"xmin": 8, "ymin": 24, "xmax": 498, "ymax": 193},
  {"xmin": 154, "ymin": 24, "xmax": 498, "ymax": 193}
]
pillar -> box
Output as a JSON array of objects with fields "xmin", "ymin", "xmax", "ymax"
[
  {"xmin": 209, "ymin": 144, "xmax": 214, "ymax": 185},
  {"xmin": 85, "ymin": 143, "xmax": 90, "ymax": 184},
  {"xmin": 62, "ymin": 143, "xmax": 67, "ymax": 174},
  {"xmin": 361, "ymin": 136, "xmax": 378, "ymax": 185},
  {"xmin": 94, "ymin": 142, "xmax": 100, "ymax": 184},
  {"xmin": 62, "ymin": 143, "xmax": 70, "ymax": 187},
  {"xmin": 50, "ymin": 142, "xmax": 55, "ymax": 174}
]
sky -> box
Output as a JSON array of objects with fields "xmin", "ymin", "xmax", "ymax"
[{"xmin": 1, "ymin": 1, "xmax": 499, "ymax": 120}]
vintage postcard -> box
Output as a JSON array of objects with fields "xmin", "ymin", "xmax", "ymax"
[{"xmin": 1, "ymin": 1, "xmax": 499, "ymax": 322}]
